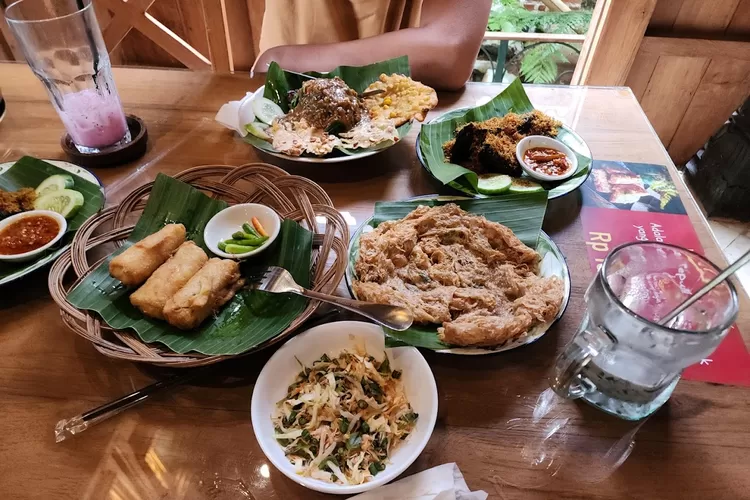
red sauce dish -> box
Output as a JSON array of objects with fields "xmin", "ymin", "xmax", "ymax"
[
  {"xmin": 516, "ymin": 135, "xmax": 578, "ymax": 182},
  {"xmin": 0, "ymin": 210, "xmax": 67, "ymax": 262}
]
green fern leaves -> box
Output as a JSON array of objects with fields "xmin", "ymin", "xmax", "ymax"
[
  {"xmin": 486, "ymin": 0, "xmax": 593, "ymax": 84},
  {"xmin": 520, "ymin": 43, "xmax": 568, "ymax": 84}
]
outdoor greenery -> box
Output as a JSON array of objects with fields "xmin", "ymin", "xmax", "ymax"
[{"xmin": 486, "ymin": 0, "xmax": 593, "ymax": 84}]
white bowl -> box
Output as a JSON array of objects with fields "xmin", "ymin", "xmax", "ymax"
[
  {"xmin": 516, "ymin": 135, "xmax": 578, "ymax": 182},
  {"xmin": 0, "ymin": 210, "xmax": 67, "ymax": 263},
  {"xmin": 251, "ymin": 321, "xmax": 438, "ymax": 495},
  {"xmin": 204, "ymin": 203, "xmax": 281, "ymax": 259}
]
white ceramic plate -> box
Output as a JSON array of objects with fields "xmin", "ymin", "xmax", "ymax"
[
  {"xmin": 251, "ymin": 321, "xmax": 438, "ymax": 495},
  {"xmin": 0, "ymin": 160, "xmax": 103, "ymax": 285},
  {"xmin": 244, "ymin": 86, "xmax": 402, "ymax": 164},
  {"xmin": 345, "ymin": 196, "xmax": 571, "ymax": 355}
]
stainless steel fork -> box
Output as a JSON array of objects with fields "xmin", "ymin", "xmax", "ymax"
[{"xmin": 250, "ymin": 266, "xmax": 413, "ymax": 331}]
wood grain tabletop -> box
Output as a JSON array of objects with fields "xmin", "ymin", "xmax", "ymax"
[{"xmin": 0, "ymin": 62, "xmax": 748, "ymax": 500}]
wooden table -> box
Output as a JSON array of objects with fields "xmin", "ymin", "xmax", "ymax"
[{"xmin": 1, "ymin": 63, "xmax": 749, "ymax": 500}]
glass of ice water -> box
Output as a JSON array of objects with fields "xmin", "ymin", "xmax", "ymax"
[{"xmin": 551, "ymin": 241, "xmax": 738, "ymax": 420}]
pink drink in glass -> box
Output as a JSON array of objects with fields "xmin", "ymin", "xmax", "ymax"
[{"xmin": 59, "ymin": 88, "xmax": 129, "ymax": 149}]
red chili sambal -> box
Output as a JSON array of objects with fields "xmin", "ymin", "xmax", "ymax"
[
  {"xmin": 0, "ymin": 215, "xmax": 60, "ymax": 255},
  {"xmin": 523, "ymin": 147, "xmax": 572, "ymax": 177}
]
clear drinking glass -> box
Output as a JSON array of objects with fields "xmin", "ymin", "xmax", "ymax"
[
  {"xmin": 5, "ymin": 0, "xmax": 130, "ymax": 153},
  {"xmin": 551, "ymin": 242, "xmax": 738, "ymax": 420}
]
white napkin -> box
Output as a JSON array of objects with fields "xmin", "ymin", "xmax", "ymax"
[{"xmin": 349, "ymin": 463, "xmax": 487, "ymax": 500}]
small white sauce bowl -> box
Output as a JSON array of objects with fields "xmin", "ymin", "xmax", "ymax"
[
  {"xmin": 516, "ymin": 135, "xmax": 578, "ymax": 182},
  {"xmin": 0, "ymin": 210, "xmax": 67, "ymax": 263},
  {"xmin": 204, "ymin": 203, "xmax": 281, "ymax": 259}
]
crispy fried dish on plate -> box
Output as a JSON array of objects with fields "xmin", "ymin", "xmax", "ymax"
[
  {"xmin": 270, "ymin": 76, "xmax": 401, "ymax": 156},
  {"xmin": 352, "ymin": 204, "xmax": 563, "ymax": 347},
  {"xmin": 363, "ymin": 74, "xmax": 438, "ymax": 127},
  {"xmin": 264, "ymin": 73, "xmax": 436, "ymax": 157}
]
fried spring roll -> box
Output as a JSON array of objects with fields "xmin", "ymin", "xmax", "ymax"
[
  {"xmin": 129, "ymin": 241, "xmax": 208, "ymax": 319},
  {"xmin": 109, "ymin": 224, "xmax": 186, "ymax": 286},
  {"xmin": 163, "ymin": 258, "xmax": 244, "ymax": 330}
]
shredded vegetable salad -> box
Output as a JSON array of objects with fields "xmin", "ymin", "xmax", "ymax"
[{"xmin": 272, "ymin": 348, "xmax": 418, "ymax": 485}]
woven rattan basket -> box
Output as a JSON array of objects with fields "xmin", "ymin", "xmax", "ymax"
[{"xmin": 48, "ymin": 163, "xmax": 349, "ymax": 367}]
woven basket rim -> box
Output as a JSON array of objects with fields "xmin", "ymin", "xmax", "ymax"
[{"xmin": 48, "ymin": 162, "xmax": 349, "ymax": 367}]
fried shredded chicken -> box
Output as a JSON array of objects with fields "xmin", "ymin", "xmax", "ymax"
[
  {"xmin": 0, "ymin": 187, "xmax": 36, "ymax": 217},
  {"xmin": 443, "ymin": 111, "xmax": 562, "ymax": 176},
  {"xmin": 353, "ymin": 204, "xmax": 563, "ymax": 347}
]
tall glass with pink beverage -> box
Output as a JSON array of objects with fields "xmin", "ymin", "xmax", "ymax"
[{"xmin": 5, "ymin": 0, "xmax": 130, "ymax": 153}]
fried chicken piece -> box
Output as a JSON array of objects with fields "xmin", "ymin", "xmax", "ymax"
[
  {"xmin": 353, "ymin": 204, "xmax": 564, "ymax": 347},
  {"xmin": 0, "ymin": 187, "xmax": 36, "ymax": 217},
  {"xmin": 441, "ymin": 110, "xmax": 562, "ymax": 175}
]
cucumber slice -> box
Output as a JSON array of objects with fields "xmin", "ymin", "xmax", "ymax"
[
  {"xmin": 245, "ymin": 121, "xmax": 270, "ymax": 140},
  {"xmin": 476, "ymin": 174, "xmax": 512, "ymax": 195},
  {"xmin": 508, "ymin": 178, "xmax": 544, "ymax": 194},
  {"xmin": 35, "ymin": 174, "xmax": 74, "ymax": 197},
  {"xmin": 252, "ymin": 97, "xmax": 284, "ymax": 125},
  {"xmin": 33, "ymin": 188, "xmax": 85, "ymax": 219}
]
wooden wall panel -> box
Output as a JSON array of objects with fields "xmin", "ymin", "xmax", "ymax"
[
  {"xmin": 639, "ymin": 56, "xmax": 709, "ymax": 144},
  {"xmin": 0, "ymin": 0, "xmax": 260, "ymax": 71},
  {"xmin": 0, "ymin": 7, "xmax": 23, "ymax": 62},
  {"xmin": 649, "ymin": 0, "xmax": 684, "ymax": 29},
  {"xmin": 118, "ymin": 28, "xmax": 183, "ymax": 68},
  {"xmin": 625, "ymin": 0, "xmax": 750, "ymax": 164},
  {"xmin": 666, "ymin": 0, "xmax": 750, "ymax": 162},
  {"xmin": 246, "ymin": 0, "xmax": 266, "ymax": 62},
  {"xmin": 148, "ymin": 0, "xmax": 210, "ymax": 59},
  {"xmin": 572, "ymin": 0, "xmax": 657, "ymax": 85},
  {"xmin": 625, "ymin": 54, "xmax": 658, "ymax": 100},
  {"xmin": 225, "ymin": 0, "xmax": 257, "ymax": 70}
]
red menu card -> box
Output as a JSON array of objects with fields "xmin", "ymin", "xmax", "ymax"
[{"xmin": 579, "ymin": 160, "xmax": 750, "ymax": 386}]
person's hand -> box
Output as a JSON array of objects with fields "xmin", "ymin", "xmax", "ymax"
[{"xmin": 251, "ymin": 47, "xmax": 283, "ymax": 77}]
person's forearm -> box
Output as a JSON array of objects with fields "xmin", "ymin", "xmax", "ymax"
[{"xmin": 255, "ymin": 27, "xmax": 474, "ymax": 91}]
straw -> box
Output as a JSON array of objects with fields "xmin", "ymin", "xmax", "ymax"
[{"xmin": 658, "ymin": 247, "xmax": 750, "ymax": 326}]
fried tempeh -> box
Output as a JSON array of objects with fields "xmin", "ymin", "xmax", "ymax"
[
  {"xmin": 109, "ymin": 224, "xmax": 186, "ymax": 286},
  {"xmin": 129, "ymin": 241, "xmax": 208, "ymax": 319},
  {"xmin": 162, "ymin": 258, "xmax": 244, "ymax": 330}
]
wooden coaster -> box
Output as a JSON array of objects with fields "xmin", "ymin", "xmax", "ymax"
[{"xmin": 61, "ymin": 115, "xmax": 148, "ymax": 168}]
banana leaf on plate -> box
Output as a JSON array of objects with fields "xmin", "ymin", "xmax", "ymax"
[
  {"xmin": 417, "ymin": 78, "xmax": 592, "ymax": 199},
  {"xmin": 345, "ymin": 194, "xmax": 571, "ymax": 354},
  {"xmin": 0, "ymin": 156, "xmax": 104, "ymax": 285},
  {"xmin": 244, "ymin": 56, "xmax": 413, "ymax": 159},
  {"xmin": 66, "ymin": 174, "xmax": 312, "ymax": 356}
]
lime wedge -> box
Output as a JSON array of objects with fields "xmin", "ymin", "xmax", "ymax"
[
  {"xmin": 508, "ymin": 178, "xmax": 544, "ymax": 194},
  {"xmin": 476, "ymin": 174, "xmax": 512, "ymax": 195},
  {"xmin": 34, "ymin": 188, "xmax": 84, "ymax": 219},
  {"xmin": 35, "ymin": 174, "xmax": 74, "ymax": 197},
  {"xmin": 245, "ymin": 122, "xmax": 270, "ymax": 140}
]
